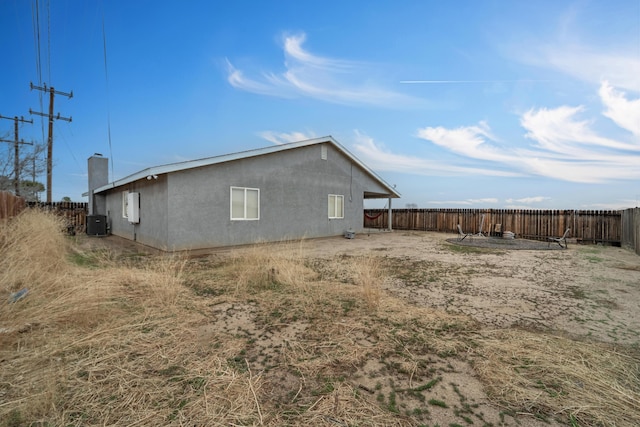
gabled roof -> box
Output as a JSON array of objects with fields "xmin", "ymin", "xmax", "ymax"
[{"xmin": 93, "ymin": 136, "xmax": 400, "ymax": 198}]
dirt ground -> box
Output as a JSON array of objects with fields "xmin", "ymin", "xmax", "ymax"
[
  {"xmin": 294, "ymin": 231, "xmax": 640, "ymax": 426},
  {"xmin": 300, "ymin": 230, "xmax": 640, "ymax": 345},
  {"xmin": 87, "ymin": 231, "xmax": 640, "ymax": 426},
  {"xmin": 264, "ymin": 231, "xmax": 640, "ymax": 426}
]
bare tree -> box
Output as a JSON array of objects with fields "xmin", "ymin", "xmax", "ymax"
[{"xmin": 0, "ymin": 142, "xmax": 47, "ymax": 201}]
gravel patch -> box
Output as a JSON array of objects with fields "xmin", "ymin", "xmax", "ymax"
[{"xmin": 446, "ymin": 236, "xmax": 566, "ymax": 250}]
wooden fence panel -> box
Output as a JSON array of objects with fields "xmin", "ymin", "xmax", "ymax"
[
  {"xmin": 364, "ymin": 208, "xmax": 623, "ymax": 245},
  {"xmin": 622, "ymin": 208, "xmax": 640, "ymax": 255},
  {"xmin": 27, "ymin": 201, "xmax": 88, "ymax": 233},
  {"xmin": 0, "ymin": 191, "xmax": 26, "ymax": 220}
]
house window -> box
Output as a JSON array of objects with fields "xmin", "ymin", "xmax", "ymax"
[
  {"xmin": 328, "ymin": 194, "xmax": 344, "ymax": 219},
  {"xmin": 231, "ymin": 187, "xmax": 260, "ymax": 220},
  {"xmin": 122, "ymin": 191, "xmax": 129, "ymax": 218}
]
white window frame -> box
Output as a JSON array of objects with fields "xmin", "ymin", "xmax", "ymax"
[
  {"xmin": 230, "ymin": 187, "xmax": 260, "ymax": 220},
  {"xmin": 122, "ymin": 191, "xmax": 129, "ymax": 218},
  {"xmin": 328, "ymin": 194, "xmax": 344, "ymax": 219}
]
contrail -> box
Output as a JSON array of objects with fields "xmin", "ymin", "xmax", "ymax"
[{"xmin": 400, "ymin": 80, "xmax": 556, "ymax": 84}]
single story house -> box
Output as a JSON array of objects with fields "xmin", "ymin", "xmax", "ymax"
[{"xmin": 87, "ymin": 136, "xmax": 400, "ymax": 251}]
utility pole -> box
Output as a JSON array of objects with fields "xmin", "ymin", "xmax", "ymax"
[
  {"xmin": 0, "ymin": 115, "xmax": 33, "ymax": 197},
  {"xmin": 29, "ymin": 82, "xmax": 72, "ymax": 203}
]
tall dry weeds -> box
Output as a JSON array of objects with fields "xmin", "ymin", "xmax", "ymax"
[
  {"xmin": 0, "ymin": 210, "xmax": 261, "ymax": 425},
  {"xmin": 2, "ymin": 215, "xmax": 638, "ymax": 426},
  {"xmin": 349, "ymin": 255, "xmax": 383, "ymax": 310},
  {"xmin": 475, "ymin": 329, "xmax": 640, "ymax": 426},
  {"xmin": 0, "ymin": 209, "xmax": 69, "ymax": 292},
  {"xmin": 223, "ymin": 240, "xmax": 317, "ymax": 295}
]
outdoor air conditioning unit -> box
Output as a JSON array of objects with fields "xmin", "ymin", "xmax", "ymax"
[
  {"xmin": 127, "ymin": 192, "xmax": 140, "ymax": 224},
  {"xmin": 86, "ymin": 215, "xmax": 107, "ymax": 236}
]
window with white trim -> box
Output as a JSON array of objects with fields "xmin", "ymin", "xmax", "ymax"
[
  {"xmin": 122, "ymin": 191, "xmax": 129, "ymax": 218},
  {"xmin": 231, "ymin": 187, "xmax": 260, "ymax": 220},
  {"xmin": 328, "ymin": 194, "xmax": 344, "ymax": 219}
]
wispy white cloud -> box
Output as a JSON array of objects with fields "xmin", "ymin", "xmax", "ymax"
[
  {"xmin": 416, "ymin": 121, "xmax": 514, "ymax": 163},
  {"xmin": 351, "ymin": 131, "xmax": 521, "ymax": 178},
  {"xmin": 509, "ymin": 20, "xmax": 640, "ymax": 94},
  {"xmin": 505, "ymin": 3, "xmax": 640, "ymax": 93},
  {"xmin": 504, "ymin": 205, "xmax": 538, "ymax": 210},
  {"xmin": 348, "ymin": 83, "xmax": 639, "ymax": 184},
  {"xmin": 520, "ymin": 103, "xmax": 639, "ymax": 154},
  {"xmin": 428, "ymin": 198, "xmax": 499, "ymax": 206},
  {"xmin": 258, "ymin": 130, "xmax": 317, "ymax": 145},
  {"xmin": 521, "ymin": 156, "xmax": 640, "ymax": 183},
  {"xmin": 282, "ymin": 33, "xmax": 354, "ymax": 71},
  {"xmin": 226, "ymin": 60, "xmax": 295, "ymax": 98},
  {"xmin": 505, "ymin": 196, "xmax": 550, "ymax": 204},
  {"xmin": 415, "ymin": 82, "xmax": 640, "ymax": 183},
  {"xmin": 517, "ymin": 82, "xmax": 640, "ymax": 182},
  {"xmin": 226, "ymin": 32, "xmax": 421, "ymax": 107},
  {"xmin": 599, "ymin": 81, "xmax": 640, "ymax": 137},
  {"xmin": 581, "ymin": 201, "xmax": 638, "ymax": 210},
  {"xmin": 541, "ymin": 47, "xmax": 640, "ymax": 93},
  {"xmin": 426, "ymin": 197, "xmax": 573, "ymax": 209}
]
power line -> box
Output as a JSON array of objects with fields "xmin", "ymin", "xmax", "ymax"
[
  {"xmin": 102, "ymin": 6, "xmax": 115, "ymax": 180},
  {"xmin": 31, "ymin": 0, "xmax": 46, "ymax": 145},
  {"xmin": 47, "ymin": 0, "xmax": 51, "ymax": 83},
  {"xmin": 32, "ymin": 0, "xmax": 42, "ymax": 84},
  {"xmin": 58, "ymin": 121, "xmax": 82, "ymax": 171}
]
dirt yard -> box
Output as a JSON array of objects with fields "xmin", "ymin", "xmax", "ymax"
[
  {"xmin": 273, "ymin": 231, "xmax": 638, "ymax": 425},
  {"xmin": 189, "ymin": 230, "xmax": 640, "ymax": 427},
  {"xmin": 301, "ymin": 231, "xmax": 640, "ymax": 344}
]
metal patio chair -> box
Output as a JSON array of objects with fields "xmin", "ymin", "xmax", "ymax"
[
  {"xmin": 457, "ymin": 224, "xmax": 474, "ymax": 241},
  {"xmin": 548, "ymin": 228, "xmax": 571, "ymax": 249},
  {"xmin": 475, "ymin": 214, "xmax": 486, "ymax": 237}
]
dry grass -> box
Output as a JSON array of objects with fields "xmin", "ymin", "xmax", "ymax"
[
  {"xmin": 0, "ymin": 210, "xmax": 259, "ymax": 425},
  {"xmin": 351, "ymin": 255, "xmax": 383, "ymax": 310},
  {"xmin": 223, "ymin": 240, "xmax": 318, "ymax": 295},
  {"xmin": 1, "ymin": 210, "xmax": 639, "ymax": 426},
  {"xmin": 0, "ymin": 209, "xmax": 69, "ymax": 293},
  {"xmin": 475, "ymin": 329, "xmax": 640, "ymax": 426}
]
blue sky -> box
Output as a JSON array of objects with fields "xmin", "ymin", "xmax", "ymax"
[{"xmin": 1, "ymin": 0, "xmax": 639, "ymax": 208}]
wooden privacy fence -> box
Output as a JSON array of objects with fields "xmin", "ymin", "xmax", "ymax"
[
  {"xmin": 0, "ymin": 191, "xmax": 26, "ymax": 220},
  {"xmin": 364, "ymin": 208, "xmax": 623, "ymax": 245},
  {"xmin": 27, "ymin": 201, "xmax": 88, "ymax": 234},
  {"xmin": 1, "ymin": 192, "xmax": 88, "ymax": 233},
  {"xmin": 621, "ymin": 208, "xmax": 640, "ymax": 255}
]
